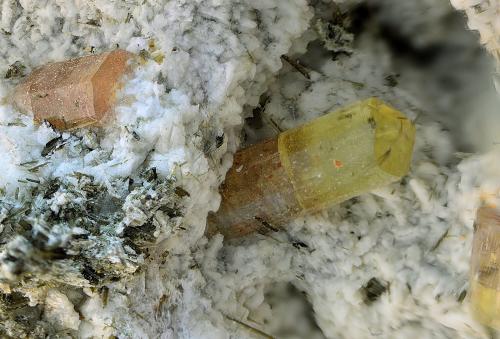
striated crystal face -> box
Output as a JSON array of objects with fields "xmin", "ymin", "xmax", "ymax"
[
  {"xmin": 13, "ymin": 49, "xmax": 132, "ymax": 130},
  {"xmin": 470, "ymin": 206, "xmax": 500, "ymax": 330}
]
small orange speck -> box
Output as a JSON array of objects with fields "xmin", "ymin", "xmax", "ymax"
[
  {"xmin": 334, "ymin": 159, "xmax": 343, "ymax": 169},
  {"xmin": 487, "ymin": 202, "xmax": 498, "ymax": 209}
]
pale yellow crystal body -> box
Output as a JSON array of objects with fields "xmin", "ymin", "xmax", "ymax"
[
  {"xmin": 470, "ymin": 206, "xmax": 500, "ymax": 330},
  {"xmin": 208, "ymin": 98, "xmax": 416, "ymax": 238},
  {"xmin": 13, "ymin": 49, "xmax": 132, "ymax": 130},
  {"xmin": 278, "ymin": 97, "xmax": 415, "ymax": 211}
]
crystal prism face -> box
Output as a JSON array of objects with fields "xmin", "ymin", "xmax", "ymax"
[
  {"xmin": 470, "ymin": 206, "xmax": 500, "ymax": 330},
  {"xmin": 278, "ymin": 97, "xmax": 416, "ymax": 211},
  {"xmin": 207, "ymin": 138, "xmax": 302, "ymax": 238},
  {"xmin": 13, "ymin": 49, "xmax": 132, "ymax": 130}
]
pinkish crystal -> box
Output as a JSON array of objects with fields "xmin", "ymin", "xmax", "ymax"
[{"xmin": 13, "ymin": 49, "xmax": 133, "ymax": 130}]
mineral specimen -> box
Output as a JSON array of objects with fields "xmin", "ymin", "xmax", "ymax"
[
  {"xmin": 208, "ymin": 98, "xmax": 416, "ymax": 238},
  {"xmin": 13, "ymin": 49, "xmax": 133, "ymax": 130},
  {"xmin": 470, "ymin": 205, "xmax": 500, "ymax": 330}
]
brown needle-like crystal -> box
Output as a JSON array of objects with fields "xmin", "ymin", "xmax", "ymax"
[{"xmin": 13, "ymin": 49, "xmax": 133, "ymax": 130}]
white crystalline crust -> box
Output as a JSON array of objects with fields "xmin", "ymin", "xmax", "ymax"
[{"xmin": 0, "ymin": 0, "xmax": 499, "ymax": 338}]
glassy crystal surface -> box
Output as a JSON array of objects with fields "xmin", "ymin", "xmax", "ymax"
[
  {"xmin": 470, "ymin": 206, "xmax": 500, "ymax": 330},
  {"xmin": 207, "ymin": 138, "xmax": 302, "ymax": 238},
  {"xmin": 278, "ymin": 97, "xmax": 415, "ymax": 211},
  {"xmin": 13, "ymin": 49, "xmax": 132, "ymax": 130},
  {"xmin": 208, "ymin": 98, "xmax": 416, "ymax": 238}
]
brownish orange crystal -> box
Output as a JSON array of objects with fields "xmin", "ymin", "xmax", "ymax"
[
  {"xmin": 13, "ymin": 49, "xmax": 133, "ymax": 130},
  {"xmin": 207, "ymin": 138, "xmax": 302, "ymax": 238}
]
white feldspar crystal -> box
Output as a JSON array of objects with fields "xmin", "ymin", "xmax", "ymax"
[{"xmin": 44, "ymin": 289, "xmax": 81, "ymax": 331}]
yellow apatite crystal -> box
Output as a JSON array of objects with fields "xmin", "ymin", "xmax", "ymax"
[{"xmin": 208, "ymin": 97, "xmax": 416, "ymax": 238}]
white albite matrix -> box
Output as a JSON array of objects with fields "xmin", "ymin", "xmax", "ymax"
[{"xmin": 0, "ymin": 0, "xmax": 499, "ymax": 338}]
